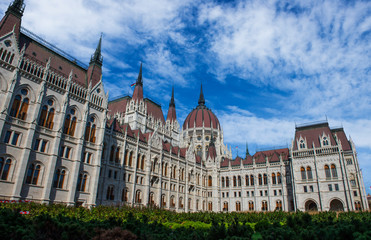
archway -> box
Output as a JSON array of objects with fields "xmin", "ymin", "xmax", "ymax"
[
  {"xmin": 329, "ymin": 199, "xmax": 344, "ymax": 211},
  {"xmin": 305, "ymin": 200, "xmax": 318, "ymax": 211}
]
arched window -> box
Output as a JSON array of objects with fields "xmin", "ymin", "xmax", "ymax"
[
  {"xmin": 208, "ymin": 202, "xmax": 212, "ymax": 211},
  {"xmin": 301, "ymin": 167, "xmax": 306, "ymax": 180},
  {"xmin": 179, "ymin": 197, "xmax": 184, "ymax": 208},
  {"xmin": 122, "ymin": 188, "xmax": 128, "ymax": 202},
  {"xmin": 245, "ymin": 175, "xmax": 249, "ymax": 186},
  {"xmin": 208, "ymin": 175, "xmax": 212, "ymax": 186},
  {"xmin": 250, "ymin": 175, "xmax": 254, "ymax": 186},
  {"xmin": 170, "ymin": 195, "xmax": 175, "ymax": 208},
  {"xmin": 276, "ymin": 200, "xmax": 282, "ymax": 211},
  {"xmin": 238, "ymin": 176, "xmax": 241, "ymax": 187},
  {"xmin": 164, "ymin": 163, "xmax": 168, "ymax": 176},
  {"xmin": 109, "ymin": 145, "xmax": 115, "ymax": 162},
  {"xmin": 263, "ymin": 174, "xmax": 267, "ymax": 185},
  {"xmin": 141, "ymin": 156, "xmax": 145, "ymax": 170},
  {"xmin": 277, "ymin": 172, "xmax": 282, "ymax": 184},
  {"xmin": 226, "ymin": 177, "xmax": 229, "ymax": 187},
  {"xmin": 272, "ymin": 173, "xmax": 276, "ymax": 184},
  {"xmin": 323, "ymin": 137, "xmax": 329, "ymax": 146},
  {"xmin": 233, "ymin": 176, "xmax": 237, "ymax": 187},
  {"xmin": 222, "ymin": 177, "xmax": 225, "ymax": 187},
  {"xmin": 258, "ymin": 174, "xmax": 262, "ymax": 185},
  {"xmin": 161, "ymin": 194, "xmax": 166, "ymax": 207},
  {"xmin": 248, "ymin": 201, "xmax": 254, "ymax": 211},
  {"xmin": 135, "ymin": 190, "xmax": 142, "ymax": 203},
  {"xmin": 53, "ymin": 169, "xmax": 66, "ymax": 189},
  {"xmin": 85, "ymin": 116, "xmax": 96, "ymax": 143},
  {"xmin": 106, "ymin": 186, "xmax": 114, "ymax": 200},
  {"xmin": 299, "ymin": 139, "xmax": 305, "ymax": 149},
  {"xmin": 77, "ymin": 173, "xmax": 88, "ymax": 192},
  {"xmin": 188, "ymin": 198, "xmax": 192, "ymax": 209},
  {"xmin": 26, "ymin": 163, "xmax": 41, "ymax": 185},
  {"xmin": 331, "ymin": 164, "xmax": 338, "ymax": 178},
  {"xmin": 0, "ymin": 158, "xmax": 11, "ymax": 181},
  {"xmin": 149, "ymin": 192, "xmax": 155, "ymax": 205},
  {"xmin": 115, "ymin": 147, "xmax": 120, "ymax": 164},
  {"xmin": 63, "ymin": 109, "xmax": 77, "ymax": 136},
  {"xmin": 236, "ymin": 201, "xmax": 241, "ymax": 211},
  {"xmin": 324, "ymin": 165, "xmax": 331, "ymax": 179},
  {"xmin": 307, "ymin": 167, "xmax": 313, "ymax": 180},
  {"xmin": 124, "ymin": 150, "xmax": 129, "ymax": 166},
  {"xmin": 10, "ymin": 90, "xmax": 29, "ymax": 120},
  {"xmin": 38, "ymin": 100, "xmax": 55, "ymax": 129},
  {"xmin": 261, "ymin": 201, "xmax": 268, "ymax": 211},
  {"xmin": 196, "ymin": 200, "xmax": 199, "ymax": 210},
  {"xmin": 129, "ymin": 152, "xmax": 133, "ymax": 167},
  {"xmin": 223, "ymin": 202, "xmax": 228, "ymax": 211}
]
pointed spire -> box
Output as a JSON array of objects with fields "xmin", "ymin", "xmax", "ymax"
[
  {"xmin": 166, "ymin": 86, "xmax": 177, "ymax": 122},
  {"xmin": 132, "ymin": 63, "xmax": 144, "ymax": 101},
  {"xmin": 7, "ymin": 0, "xmax": 25, "ymax": 17},
  {"xmin": 136, "ymin": 62, "xmax": 143, "ymax": 86},
  {"xmin": 246, "ymin": 142, "xmax": 250, "ymax": 157},
  {"xmin": 198, "ymin": 83, "xmax": 205, "ymax": 106},
  {"xmin": 90, "ymin": 34, "xmax": 103, "ymax": 66},
  {"xmin": 169, "ymin": 86, "xmax": 175, "ymax": 107}
]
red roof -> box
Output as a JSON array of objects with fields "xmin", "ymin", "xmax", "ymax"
[
  {"xmin": 195, "ymin": 155, "xmax": 202, "ymax": 164},
  {"xmin": 243, "ymin": 155, "xmax": 253, "ymax": 165},
  {"xmin": 171, "ymin": 146, "xmax": 179, "ymax": 155},
  {"xmin": 183, "ymin": 107, "xmax": 220, "ymax": 130},
  {"xmin": 293, "ymin": 122, "xmax": 337, "ymax": 150},
  {"xmin": 331, "ymin": 128, "xmax": 351, "ymax": 151},
  {"xmin": 179, "ymin": 148, "xmax": 186, "ymax": 158},
  {"xmin": 146, "ymin": 99, "xmax": 165, "ymax": 124},
  {"xmin": 163, "ymin": 141, "xmax": 170, "ymax": 152},
  {"xmin": 207, "ymin": 145, "xmax": 217, "ymax": 160},
  {"xmin": 108, "ymin": 97, "xmax": 130, "ymax": 116},
  {"xmin": 220, "ymin": 157, "xmax": 230, "ymax": 167},
  {"xmin": 132, "ymin": 129, "xmax": 147, "ymax": 143},
  {"xmin": 253, "ymin": 148, "xmax": 289, "ymax": 162}
]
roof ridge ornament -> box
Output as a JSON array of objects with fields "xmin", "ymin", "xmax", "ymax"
[
  {"xmin": 169, "ymin": 85, "xmax": 175, "ymax": 107},
  {"xmin": 198, "ymin": 83, "xmax": 205, "ymax": 107}
]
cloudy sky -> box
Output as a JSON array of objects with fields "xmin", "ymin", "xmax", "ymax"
[{"xmin": 1, "ymin": 0, "xmax": 370, "ymax": 193}]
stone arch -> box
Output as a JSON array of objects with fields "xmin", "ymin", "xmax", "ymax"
[
  {"xmin": 329, "ymin": 198, "xmax": 344, "ymax": 211},
  {"xmin": 304, "ymin": 199, "xmax": 318, "ymax": 211}
]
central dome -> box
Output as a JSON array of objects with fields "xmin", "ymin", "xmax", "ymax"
[{"xmin": 182, "ymin": 84, "xmax": 220, "ymax": 130}]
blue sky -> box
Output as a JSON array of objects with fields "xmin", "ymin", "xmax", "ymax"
[{"xmin": 1, "ymin": 0, "xmax": 370, "ymax": 194}]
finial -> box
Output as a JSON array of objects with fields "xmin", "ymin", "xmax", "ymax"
[
  {"xmin": 246, "ymin": 142, "xmax": 250, "ymax": 157},
  {"xmin": 198, "ymin": 83, "xmax": 205, "ymax": 106}
]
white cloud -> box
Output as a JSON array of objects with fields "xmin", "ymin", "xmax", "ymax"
[{"xmin": 198, "ymin": 0, "xmax": 371, "ymax": 118}]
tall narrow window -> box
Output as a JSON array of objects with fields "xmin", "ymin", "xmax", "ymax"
[
  {"xmin": 85, "ymin": 116, "xmax": 97, "ymax": 143},
  {"xmin": 262, "ymin": 201, "xmax": 268, "ymax": 211},
  {"xmin": 122, "ymin": 188, "xmax": 128, "ymax": 202},
  {"xmin": 331, "ymin": 164, "xmax": 338, "ymax": 178},
  {"xmin": 109, "ymin": 146, "xmax": 115, "ymax": 162},
  {"xmin": 63, "ymin": 109, "xmax": 77, "ymax": 136},
  {"xmin": 250, "ymin": 175, "xmax": 254, "ymax": 185},
  {"xmin": 233, "ymin": 176, "xmax": 237, "ymax": 187},
  {"xmin": 226, "ymin": 177, "xmax": 229, "ymax": 187},
  {"xmin": 272, "ymin": 173, "xmax": 276, "ymax": 184},
  {"xmin": 236, "ymin": 201, "xmax": 241, "ymax": 211},
  {"xmin": 325, "ymin": 165, "xmax": 331, "ymax": 179},
  {"xmin": 10, "ymin": 90, "xmax": 29, "ymax": 120},
  {"xmin": 301, "ymin": 167, "xmax": 306, "ymax": 180},
  {"xmin": 0, "ymin": 158, "xmax": 11, "ymax": 180},
  {"xmin": 77, "ymin": 173, "xmax": 88, "ymax": 192},
  {"xmin": 263, "ymin": 174, "xmax": 267, "ymax": 185},
  {"xmin": 258, "ymin": 174, "xmax": 262, "ymax": 185},
  {"xmin": 10, "ymin": 95, "xmax": 21, "ymax": 117},
  {"xmin": 53, "ymin": 169, "xmax": 66, "ymax": 189},
  {"xmin": 39, "ymin": 101, "xmax": 55, "ymax": 129},
  {"xmin": 277, "ymin": 172, "xmax": 282, "ymax": 184},
  {"xmin": 141, "ymin": 156, "xmax": 145, "ymax": 170},
  {"xmin": 26, "ymin": 163, "xmax": 41, "ymax": 185},
  {"xmin": 276, "ymin": 200, "xmax": 282, "ymax": 211},
  {"xmin": 238, "ymin": 176, "xmax": 241, "ymax": 187},
  {"xmin": 115, "ymin": 147, "xmax": 120, "ymax": 164},
  {"xmin": 106, "ymin": 186, "xmax": 115, "ymax": 200},
  {"xmin": 248, "ymin": 201, "xmax": 254, "ymax": 211},
  {"xmin": 245, "ymin": 175, "xmax": 249, "ymax": 186},
  {"xmin": 18, "ymin": 98, "xmax": 29, "ymax": 120},
  {"xmin": 307, "ymin": 167, "xmax": 313, "ymax": 180},
  {"xmin": 222, "ymin": 177, "xmax": 225, "ymax": 188}
]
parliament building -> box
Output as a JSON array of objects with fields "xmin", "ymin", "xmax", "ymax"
[{"xmin": 0, "ymin": 0, "xmax": 368, "ymax": 212}]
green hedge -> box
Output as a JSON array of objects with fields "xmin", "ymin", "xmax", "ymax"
[{"xmin": 0, "ymin": 203, "xmax": 370, "ymax": 240}]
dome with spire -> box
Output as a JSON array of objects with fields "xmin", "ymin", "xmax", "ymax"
[{"xmin": 182, "ymin": 84, "xmax": 220, "ymax": 130}]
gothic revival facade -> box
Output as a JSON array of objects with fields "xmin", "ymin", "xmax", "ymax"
[{"xmin": 0, "ymin": 1, "xmax": 368, "ymax": 212}]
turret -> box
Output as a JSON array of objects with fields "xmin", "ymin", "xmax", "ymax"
[{"xmin": 0, "ymin": 0, "xmax": 25, "ymax": 39}]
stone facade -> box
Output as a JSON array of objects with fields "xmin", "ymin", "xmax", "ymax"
[{"xmin": 0, "ymin": 0, "xmax": 368, "ymax": 212}]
